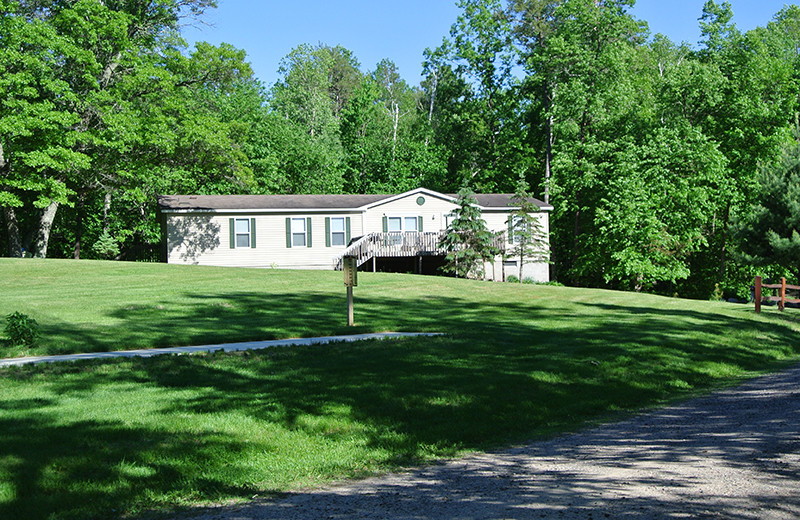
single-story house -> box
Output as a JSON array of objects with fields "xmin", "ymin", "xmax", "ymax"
[{"xmin": 158, "ymin": 187, "xmax": 552, "ymax": 281}]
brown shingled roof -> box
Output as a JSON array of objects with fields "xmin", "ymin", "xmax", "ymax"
[
  {"xmin": 158, "ymin": 190, "xmax": 552, "ymax": 212},
  {"xmin": 158, "ymin": 194, "xmax": 391, "ymax": 211}
]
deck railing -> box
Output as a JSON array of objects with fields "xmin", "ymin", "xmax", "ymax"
[{"xmin": 333, "ymin": 231, "xmax": 507, "ymax": 270}]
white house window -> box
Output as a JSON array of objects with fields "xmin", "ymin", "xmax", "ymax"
[
  {"xmin": 229, "ymin": 217, "xmax": 256, "ymax": 249},
  {"xmin": 510, "ymin": 216, "xmax": 525, "ymax": 244},
  {"xmin": 386, "ymin": 216, "xmax": 420, "ymax": 233},
  {"xmin": 330, "ymin": 217, "xmax": 346, "ymax": 246},
  {"xmin": 387, "ymin": 216, "xmax": 402, "ymax": 232},
  {"xmin": 291, "ymin": 218, "xmax": 307, "ymax": 247},
  {"xmin": 508, "ymin": 216, "xmax": 530, "ymax": 244}
]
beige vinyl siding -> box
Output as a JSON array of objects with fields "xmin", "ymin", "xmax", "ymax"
[
  {"xmin": 481, "ymin": 210, "xmax": 549, "ymax": 237},
  {"xmin": 365, "ymin": 193, "xmax": 459, "ymax": 233},
  {"xmin": 482, "ymin": 210, "xmax": 550, "ymax": 282},
  {"xmin": 166, "ymin": 212, "xmax": 364, "ymax": 269}
]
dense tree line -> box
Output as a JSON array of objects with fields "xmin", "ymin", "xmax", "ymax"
[{"xmin": 2, "ymin": 0, "xmax": 800, "ymax": 299}]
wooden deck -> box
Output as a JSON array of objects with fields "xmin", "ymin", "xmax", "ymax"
[{"xmin": 333, "ymin": 231, "xmax": 506, "ymax": 270}]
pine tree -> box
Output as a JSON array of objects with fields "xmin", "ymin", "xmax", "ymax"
[
  {"xmin": 733, "ymin": 130, "xmax": 800, "ymax": 280},
  {"xmin": 441, "ymin": 186, "xmax": 497, "ymax": 279},
  {"xmin": 506, "ymin": 175, "xmax": 549, "ymax": 282}
]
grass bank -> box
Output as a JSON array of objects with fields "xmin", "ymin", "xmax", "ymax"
[{"xmin": 0, "ymin": 259, "xmax": 798, "ymax": 519}]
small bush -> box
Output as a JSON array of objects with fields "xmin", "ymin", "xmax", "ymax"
[
  {"xmin": 710, "ymin": 283, "xmax": 724, "ymax": 302},
  {"xmin": 5, "ymin": 312, "xmax": 40, "ymax": 348},
  {"xmin": 92, "ymin": 231, "xmax": 120, "ymax": 259},
  {"xmin": 506, "ymin": 275, "xmax": 520, "ymax": 283}
]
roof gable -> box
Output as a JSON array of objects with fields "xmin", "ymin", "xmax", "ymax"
[{"xmin": 361, "ymin": 188, "xmax": 457, "ymax": 210}]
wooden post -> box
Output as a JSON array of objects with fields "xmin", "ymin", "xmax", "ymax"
[
  {"xmin": 755, "ymin": 276, "xmax": 762, "ymax": 313},
  {"xmin": 347, "ymin": 286, "xmax": 354, "ymax": 326},
  {"xmin": 343, "ymin": 255, "xmax": 357, "ymax": 326},
  {"xmin": 780, "ymin": 277, "xmax": 786, "ymax": 311}
]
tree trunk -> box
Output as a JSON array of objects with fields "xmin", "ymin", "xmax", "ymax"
[
  {"xmin": 425, "ymin": 69, "xmax": 437, "ymax": 148},
  {"xmin": 543, "ymin": 82, "xmax": 554, "ymax": 205},
  {"xmin": 391, "ymin": 101, "xmax": 399, "ymax": 161},
  {"xmin": 73, "ymin": 190, "xmax": 85, "ymax": 259},
  {"xmin": 3, "ymin": 206, "xmax": 22, "ymax": 257},
  {"xmin": 0, "ymin": 139, "xmax": 22, "ymax": 257},
  {"xmin": 102, "ymin": 191, "xmax": 112, "ymax": 233},
  {"xmin": 32, "ymin": 201, "xmax": 59, "ymax": 258}
]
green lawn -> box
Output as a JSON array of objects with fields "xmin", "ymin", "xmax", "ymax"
[{"xmin": 1, "ymin": 258, "xmax": 799, "ymax": 519}]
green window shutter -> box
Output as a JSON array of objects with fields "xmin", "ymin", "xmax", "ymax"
[
  {"xmin": 250, "ymin": 218, "xmax": 256, "ymax": 248},
  {"xmin": 285, "ymin": 217, "xmax": 292, "ymax": 248},
  {"xmin": 306, "ymin": 217, "xmax": 312, "ymax": 248},
  {"xmin": 382, "ymin": 216, "xmax": 388, "ymax": 233},
  {"xmin": 229, "ymin": 218, "xmax": 235, "ymax": 249},
  {"xmin": 507, "ymin": 217, "xmax": 514, "ymax": 243},
  {"xmin": 325, "ymin": 217, "xmax": 331, "ymax": 247},
  {"xmin": 418, "ymin": 216, "xmax": 423, "ymax": 233},
  {"xmin": 345, "ymin": 217, "xmax": 351, "ymax": 243}
]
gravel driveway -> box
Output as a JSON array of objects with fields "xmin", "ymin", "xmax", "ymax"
[{"xmin": 182, "ymin": 363, "xmax": 800, "ymax": 520}]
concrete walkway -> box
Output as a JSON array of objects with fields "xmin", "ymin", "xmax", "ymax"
[{"xmin": 0, "ymin": 332, "xmax": 443, "ymax": 368}]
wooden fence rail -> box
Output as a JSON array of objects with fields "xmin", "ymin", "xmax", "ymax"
[{"xmin": 754, "ymin": 276, "xmax": 800, "ymax": 312}]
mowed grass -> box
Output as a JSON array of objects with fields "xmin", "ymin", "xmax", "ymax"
[{"xmin": 1, "ymin": 258, "xmax": 799, "ymax": 519}]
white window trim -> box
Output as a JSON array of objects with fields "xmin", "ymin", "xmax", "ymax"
[
  {"xmin": 386, "ymin": 215, "xmax": 421, "ymax": 233},
  {"xmin": 234, "ymin": 218, "xmax": 251, "ymax": 248},
  {"xmin": 443, "ymin": 212, "xmax": 456, "ymax": 230},
  {"xmin": 291, "ymin": 217, "xmax": 307, "ymax": 247},
  {"xmin": 510, "ymin": 215, "xmax": 525, "ymax": 244},
  {"xmin": 330, "ymin": 217, "xmax": 346, "ymax": 247}
]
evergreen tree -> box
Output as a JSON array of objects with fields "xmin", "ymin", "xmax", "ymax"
[
  {"xmin": 506, "ymin": 175, "xmax": 549, "ymax": 282},
  {"xmin": 441, "ymin": 186, "xmax": 496, "ymax": 279},
  {"xmin": 733, "ymin": 131, "xmax": 800, "ymax": 280}
]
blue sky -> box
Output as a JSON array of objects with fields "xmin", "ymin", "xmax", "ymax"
[{"xmin": 182, "ymin": 1, "xmax": 794, "ymax": 88}]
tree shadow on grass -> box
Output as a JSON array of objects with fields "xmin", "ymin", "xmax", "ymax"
[
  {"xmin": 2, "ymin": 292, "xmax": 799, "ymax": 519},
  {"xmin": 0, "ymin": 409, "xmax": 262, "ymax": 520},
  {"xmin": 185, "ymin": 364, "xmax": 800, "ymax": 519}
]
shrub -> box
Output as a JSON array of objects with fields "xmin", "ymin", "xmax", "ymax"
[
  {"xmin": 506, "ymin": 275, "xmax": 520, "ymax": 283},
  {"xmin": 5, "ymin": 312, "xmax": 40, "ymax": 348},
  {"xmin": 92, "ymin": 231, "xmax": 120, "ymax": 259}
]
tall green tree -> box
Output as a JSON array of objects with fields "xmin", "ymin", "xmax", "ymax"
[
  {"xmin": 424, "ymin": 0, "xmax": 526, "ymax": 191},
  {"xmin": 522, "ymin": 0, "xmax": 647, "ymax": 285},
  {"xmin": 268, "ymin": 43, "xmax": 359, "ymax": 194},
  {"xmin": 1, "ymin": 0, "xmax": 255, "ymax": 259},
  {"xmin": 733, "ymin": 131, "xmax": 800, "ymax": 280},
  {"xmin": 508, "ymin": 0, "xmax": 562, "ymax": 205}
]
